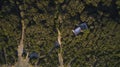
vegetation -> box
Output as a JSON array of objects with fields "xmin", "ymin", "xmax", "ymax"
[{"xmin": 0, "ymin": 0, "xmax": 120, "ymax": 67}]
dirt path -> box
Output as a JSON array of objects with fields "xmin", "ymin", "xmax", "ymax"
[
  {"xmin": 57, "ymin": 28, "xmax": 64, "ymax": 67},
  {"xmin": 18, "ymin": 20, "xmax": 24, "ymax": 60},
  {"xmin": 14, "ymin": 1, "xmax": 31, "ymax": 67}
]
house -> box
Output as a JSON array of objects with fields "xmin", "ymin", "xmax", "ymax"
[
  {"xmin": 72, "ymin": 27, "xmax": 81, "ymax": 36},
  {"xmin": 79, "ymin": 23, "xmax": 88, "ymax": 30},
  {"xmin": 72, "ymin": 23, "xmax": 88, "ymax": 35}
]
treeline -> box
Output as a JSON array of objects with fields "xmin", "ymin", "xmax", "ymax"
[{"xmin": 0, "ymin": 0, "xmax": 120, "ymax": 67}]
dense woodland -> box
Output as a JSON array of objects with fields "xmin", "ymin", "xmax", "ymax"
[{"xmin": 0, "ymin": 0, "xmax": 120, "ymax": 67}]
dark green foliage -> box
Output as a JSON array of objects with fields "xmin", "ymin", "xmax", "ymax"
[
  {"xmin": 0, "ymin": 12, "xmax": 21, "ymax": 65},
  {"xmin": 0, "ymin": 0, "xmax": 120, "ymax": 67}
]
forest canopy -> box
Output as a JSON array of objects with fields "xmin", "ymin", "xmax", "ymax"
[{"xmin": 0, "ymin": 0, "xmax": 120, "ymax": 67}]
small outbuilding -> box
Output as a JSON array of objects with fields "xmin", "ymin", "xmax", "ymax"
[
  {"xmin": 29, "ymin": 52, "xmax": 38, "ymax": 59},
  {"xmin": 54, "ymin": 41, "xmax": 60, "ymax": 48}
]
